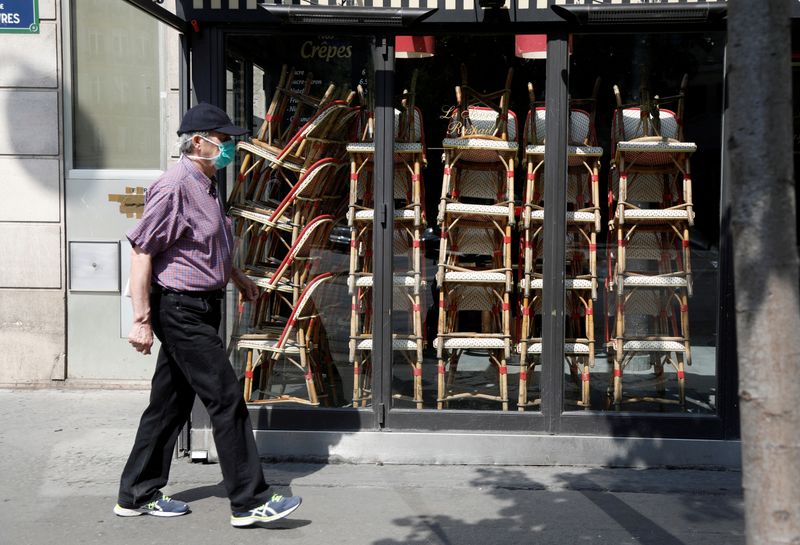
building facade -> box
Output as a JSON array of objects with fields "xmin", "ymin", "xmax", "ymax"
[
  {"xmin": 6, "ymin": 0, "xmax": 792, "ymax": 466},
  {"xmin": 1, "ymin": 0, "xmax": 183, "ymax": 388}
]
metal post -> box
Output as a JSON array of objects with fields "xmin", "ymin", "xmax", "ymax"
[
  {"xmin": 187, "ymin": 25, "xmax": 227, "ymax": 456},
  {"xmin": 718, "ymin": 40, "xmax": 740, "ymax": 441},
  {"xmin": 372, "ymin": 36, "xmax": 395, "ymax": 429},
  {"xmin": 541, "ymin": 32, "xmax": 569, "ymax": 432},
  {"xmin": 179, "ymin": 34, "xmax": 191, "ymax": 119}
]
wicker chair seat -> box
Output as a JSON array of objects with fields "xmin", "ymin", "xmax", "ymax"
[
  {"xmin": 433, "ymin": 337, "xmax": 507, "ymax": 350},
  {"xmin": 443, "ymin": 271, "xmax": 507, "ymax": 284},
  {"xmin": 346, "ymin": 142, "xmax": 424, "ymax": 154},
  {"xmin": 237, "ymin": 338, "xmax": 301, "ymax": 354},
  {"xmin": 356, "ymin": 337, "xmax": 420, "ymax": 351},
  {"xmin": 526, "ymin": 210, "xmax": 596, "ymax": 223},
  {"xmin": 237, "ymin": 141, "xmax": 306, "ymax": 172},
  {"xmin": 443, "ymin": 203, "xmax": 509, "ymax": 217},
  {"xmin": 521, "ymin": 342, "xmax": 591, "ymax": 355},
  {"xmin": 620, "ymin": 209, "xmax": 692, "ymax": 222},
  {"xmin": 525, "ymin": 278, "xmax": 593, "ymax": 291},
  {"xmin": 619, "ymin": 276, "xmax": 688, "ymax": 288},
  {"xmin": 621, "ymin": 340, "xmax": 687, "ymax": 352}
]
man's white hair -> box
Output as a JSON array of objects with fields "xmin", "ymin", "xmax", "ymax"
[{"xmin": 177, "ymin": 131, "xmax": 208, "ymax": 155}]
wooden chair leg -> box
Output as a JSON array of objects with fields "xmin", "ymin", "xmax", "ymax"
[
  {"xmin": 352, "ymin": 353, "xmax": 361, "ymax": 408},
  {"xmin": 243, "ymin": 350, "xmax": 254, "ymax": 402},
  {"xmin": 581, "ymin": 360, "xmax": 591, "ymax": 409},
  {"xmin": 677, "ymin": 353, "xmax": 686, "ymax": 410},
  {"xmin": 437, "ymin": 355, "xmax": 446, "ymax": 410},
  {"xmin": 298, "ymin": 330, "xmax": 318, "ymax": 406},
  {"xmin": 518, "ymin": 357, "xmax": 529, "ymax": 411},
  {"xmin": 413, "ymin": 359, "xmax": 423, "ymax": 410},
  {"xmin": 613, "ymin": 353, "xmax": 623, "ymax": 410},
  {"xmin": 499, "ymin": 353, "xmax": 508, "ymax": 411}
]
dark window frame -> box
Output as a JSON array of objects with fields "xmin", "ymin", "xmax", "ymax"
[{"xmin": 184, "ymin": 21, "xmax": 737, "ymax": 441}]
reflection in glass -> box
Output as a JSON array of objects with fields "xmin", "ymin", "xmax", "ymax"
[
  {"xmin": 222, "ymin": 32, "xmax": 723, "ymax": 416},
  {"xmin": 435, "ymin": 67, "xmax": 517, "ymax": 411},
  {"xmin": 570, "ymin": 33, "xmax": 723, "ymax": 413},
  {"xmin": 519, "ymin": 79, "xmax": 602, "ymax": 410},
  {"xmin": 348, "ymin": 74, "xmax": 426, "ymax": 408},
  {"xmin": 395, "ymin": 36, "xmax": 546, "ymax": 411},
  {"xmin": 225, "ymin": 35, "xmax": 372, "ymax": 408},
  {"xmin": 72, "ymin": 0, "xmax": 160, "ymax": 168}
]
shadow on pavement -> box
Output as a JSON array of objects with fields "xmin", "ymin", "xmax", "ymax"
[{"xmin": 371, "ymin": 458, "xmax": 742, "ymax": 545}]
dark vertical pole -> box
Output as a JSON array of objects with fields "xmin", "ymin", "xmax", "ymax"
[
  {"xmin": 372, "ymin": 35, "xmax": 395, "ymax": 429},
  {"xmin": 175, "ymin": 2, "xmax": 191, "ymax": 458},
  {"xmin": 188, "ymin": 25, "xmax": 227, "ymax": 441},
  {"xmin": 244, "ymin": 60, "xmax": 254, "ymax": 133},
  {"xmin": 541, "ymin": 32, "xmax": 569, "ymax": 433},
  {"xmin": 179, "ymin": 34, "xmax": 191, "ymax": 119},
  {"xmin": 191, "ymin": 26, "xmax": 225, "ymax": 107},
  {"xmin": 718, "ymin": 41, "xmax": 739, "ymax": 440}
]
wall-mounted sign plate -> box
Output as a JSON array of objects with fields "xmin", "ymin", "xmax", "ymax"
[
  {"xmin": 69, "ymin": 241, "xmax": 120, "ymax": 292},
  {"xmin": 0, "ymin": 1, "xmax": 39, "ymax": 34}
]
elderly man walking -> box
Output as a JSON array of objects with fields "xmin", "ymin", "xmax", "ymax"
[{"xmin": 113, "ymin": 103, "xmax": 301, "ymax": 528}]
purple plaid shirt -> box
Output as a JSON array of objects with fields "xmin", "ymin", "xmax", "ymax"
[{"xmin": 127, "ymin": 156, "xmax": 234, "ymax": 292}]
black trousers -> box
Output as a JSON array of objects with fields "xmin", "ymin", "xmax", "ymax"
[{"xmin": 117, "ymin": 290, "xmax": 270, "ymax": 512}]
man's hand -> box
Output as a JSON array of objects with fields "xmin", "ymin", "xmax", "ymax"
[
  {"xmin": 232, "ymin": 268, "xmax": 260, "ymax": 302},
  {"xmin": 128, "ymin": 320, "xmax": 154, "ymax": 355}
]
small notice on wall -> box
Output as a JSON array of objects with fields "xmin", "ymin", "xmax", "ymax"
[{"xmin": 0, "ymin": 0, "xmax": 39, "ymax": 33}]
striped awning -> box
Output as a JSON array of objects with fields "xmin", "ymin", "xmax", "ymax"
[{"xmin": 181, "ymin": 0, "xmax": 727, "ymax": 24}]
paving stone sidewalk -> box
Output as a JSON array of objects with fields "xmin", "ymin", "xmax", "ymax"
[{"xmin": 0, "ymin": 389, "xmax": 744, "ymax": 545}]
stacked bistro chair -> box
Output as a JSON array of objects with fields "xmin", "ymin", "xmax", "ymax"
[
  {"xmin": 606, "ymin": 75, "xmax": 696, "ymax": 410},
  {"xmin": 245, "ymin": 214, "xmax": 335, "ymax": 323},
  {"xmin": 347, "ymin": 73, "xmax": 427, "ymax": 408},
  {"xmin": 231, "ymin": 159, "xmax": 344, "ymax": 314},
  {"xmin": 238, "ymin": 273, "xmax": 338, "ymax": 406},
  {"xmin": 230, "ymin": 65, "xmax": 337, "ymax": 206},
  {"xmin": 435, "ymin": 66, "xmax": 516, "ymax": 411},
  {"xmin": 518, "ymin": 80, "xmax": 603, "ymax": 410},
  {"xmin": 228, "ymin": 69, "xmax": 360, "ymax": 405},
  {"xmin": 517, "ymin": 237, "xmax": 597, "ymax": 410}
]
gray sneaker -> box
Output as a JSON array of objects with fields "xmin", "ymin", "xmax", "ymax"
[{"xmin": 114, "ymin": 494, "xmax": 189, "ymax": 518}]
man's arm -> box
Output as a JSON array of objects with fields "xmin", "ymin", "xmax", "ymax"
[
  {"xmin": 231, "ymin": 267, "xmax": 260, "ymax": 302},
  {"xmin": 128, "ymin": 246, "xmax": 154, "ymax": 355}
]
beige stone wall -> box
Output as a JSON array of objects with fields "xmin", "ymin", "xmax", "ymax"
[
  {"xmin": 0, "ymin": 0, "xmax": 182, "ymax": 385},
  {"xmin": 0, "ymin": 0, "xmax": 66, "ymax": 385}
]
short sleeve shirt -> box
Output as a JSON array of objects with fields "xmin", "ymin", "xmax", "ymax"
[{"xmin": 127, "ymin": 156, "xmax": 234, "ymax": 292}]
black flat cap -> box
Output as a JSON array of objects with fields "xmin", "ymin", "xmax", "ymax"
[{"xmin": 177, "ymin": 103, "xmax": 247, "ymax": 136}]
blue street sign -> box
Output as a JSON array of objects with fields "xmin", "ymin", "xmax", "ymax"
[{"xmin": 0, "ymin": 1, "xmax": 39, "ymax": 33}]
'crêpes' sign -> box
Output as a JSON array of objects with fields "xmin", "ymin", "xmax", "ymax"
[{"xmin": 0, "ymin": 1, "xmax": 38, "ymax": 33}]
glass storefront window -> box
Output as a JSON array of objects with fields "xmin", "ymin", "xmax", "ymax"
[
  {"xmin": 394, "ymin": 35, "xmax": 547, "ymax": 411},
  {"xmin": 226, "ymin": 34, "xmax": 373, "ymax": 408},
  {"xmin": 71, "ymin": 0, "xmax": 161, "ymax": 169},
  {"xmin": 223, "ymin": 30, "xmax": 724, "ymax": 418},
  {"xmin": 569, "ymin": 33, "xmax": 724, "ymax": 414}
]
